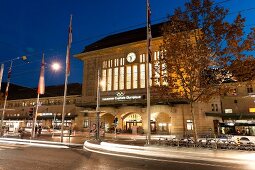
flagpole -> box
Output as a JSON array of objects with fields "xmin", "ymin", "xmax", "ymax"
[
  {"xmin": 32, "ymin": 93, "xmax": 40, "ymax": 138},
  {"xmin": 0, "ymin": 61, "xmax": 12, "ymax": 136},
  {"xmin": 61, "ymin": 70, "xmax": 68, "ymax": 142},
  {"xmin": 0, "ymin": 64, "xmax": 4, "ymax": 91},
  {"xmin": 146, "ymin": 0, "xmax": 151, "ymax": 145},
  {"xmin": 61, "ymin": 15, "xmax": 72, "ymax": 143},
  {"xmin": 32, "ymin": 53, "xmax": 45, "ymax": 138}
]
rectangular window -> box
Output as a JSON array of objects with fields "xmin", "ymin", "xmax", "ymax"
[
  {"xmin": 186, "ymin": 120, "xmax": 193, "ymax": 130},
  {"xmin": 102, "ymin": 69, "xmax": 107, "ymax": 91},
  {"xmin": 154, "ymin": 51, "xmax": 160, "ymax": 61},
  {"xmin": 107, "ymin": 68, "xmax": 112, "ymax": 91},
  {"xmin": 103, "ymin": 61, "xmax": 107, "ymax": 68},
  {"xmin": 126, "ymin": 66, "xmax": 131, "ymax": 89},
  {"xmin": 140, "ymin": 54, "xmax": 146, "ymax": 63},
  {"xmin": 247, "ymin": 85, "xmax": 253, "ymax": 93},
  {"xmin": 162, "ymin": 63, "xmax": 168, "ymax": 86},
  {"xmin": 215, "ymin": 104, "xmax": 218, "ymax": 111},
  {"xmin": 84, "ymin": 119, "xmax": 89, "ymax": 128},
  {"xmin": 211, "ymin": 104, "xmax": 215, "ymax": 111},
  {"xmin": 113, "ymin": 68, "xmax": 118, "ymax": 90},
  {"xmin": 114, "ymin": 59, "xmax": 119, "ymax": 67},
  {"xmin": 133, "ymin": 65, "xmax": 138, "ymax": 89},
  {"xmin": 119, "ymin": 67, "xmax": 124, "ymax": 90},
  {"xmin": 249, "ymin": 108, "xmax": 255, "ymax": 113},
  {"xmin": 158, "ymin": 123, "xmax": 167, "ymax": 131},
  {"xmin": 120, "ymin": 58, "xmax": 125, "ymax": 66},
  {"xmin": 107, "ymin": 60, "xmax": 113, "ymax": 68},
  {"xmin": 154, "ymin": 61, "xmax": 160, "ymax": 86},
  {"xmin": 225, "ymin": 109, "xmax": 233, "ymax": 113},
  {"xmin": 140, "ymin": 64, "xmax": 145, "ymax": 88}
]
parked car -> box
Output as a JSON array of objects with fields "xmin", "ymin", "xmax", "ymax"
[{"xmin": 238, "ymin": 137, "xmax": 254, "ymax": 145}]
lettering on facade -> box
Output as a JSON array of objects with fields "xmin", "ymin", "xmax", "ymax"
[{"xmin": 102, "ymin": 95, "xmax": 142, "ymax": 101}]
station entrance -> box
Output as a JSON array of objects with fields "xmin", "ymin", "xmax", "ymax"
[{"xmin": 123, "ymin": 113, "xmax": 142, "ymax": 133}]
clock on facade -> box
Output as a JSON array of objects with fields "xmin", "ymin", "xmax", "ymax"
[{"xmin": 126, "ymin": 52, "xmax": 136, "ymax": 63}]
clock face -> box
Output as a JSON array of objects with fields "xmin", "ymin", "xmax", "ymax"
[{"xmin": 126, "ymin": 52, "xmax": 136, "ymax": 63}]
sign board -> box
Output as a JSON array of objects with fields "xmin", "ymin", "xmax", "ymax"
[{"xmin": 101, "ymin": 91, "xmax": 142, "ymax": 101}]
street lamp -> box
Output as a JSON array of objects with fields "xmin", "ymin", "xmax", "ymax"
[
  {"xmin": 51, "ymin": 62, "xmax": 61, "ymax": 71},
  {"xmin": 50, "ymin": 62, "xmax": 60, "ymax": 137}
]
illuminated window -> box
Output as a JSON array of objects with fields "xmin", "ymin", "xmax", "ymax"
[
  {"xmin": 140, "ymin": 54, "xmax": 146, "ymax": 63},
  {"xmin": 113, "ymin": 68, "xmax": 118, "ymax": 90},
  {"xmin": 84, "ymin": 119, "xmax": 89, "ymax": 128},
  {"xmin": 133, "ymin": 65, "xmax": 138, "ymax": 89},
  {"xmin": 126, "ymin": 66, "xmax": 131, "ymax": 89},
  {"xmin": 120, "ymin": 58, "xmax": 125, "ymax": 66},
  {"xmin": 119, "ymin": 67, "xmax": 124, "ymax": 90},
  {"xmin": 158, "ymin": 123, "xmax": 167, "ymax": 131},
  {"xmin": 162, "ymin": 63, "xmax": 168, "ymax": 86},
  {"xmin": 107, "ymin": 60, "xmax": 113, "ymax": 68},
  {"xmin": 249, "ymin": 108, "xmax": 255, "ymax": 113},
  {"xmin": 186, "ymin": 120, "xmax": 193, "ymax": 130},
  {"xmin": 107, "ymin": 68, "xmax": 112, "ymax": 91},
  {"xmin": 140, "ymin": 64, "xmax": 145, "ymax": 88},
  {"xmin": 102, "ymin": 69, "xmax": 107, "ymax": 91},
  {"xmin": 154, "ymin": 61, "xmax": 160, "ymax": 86},
  {"xmin": 114, "ymin": 59, "xmax": 119, "ymax": 67},
  {"xmin": 225, "ymin": 109, "xmax": 233, "ymax": 113},
  {"xmin": 154, "ymin": 51, "xmax": 160, "ymax": 61}
]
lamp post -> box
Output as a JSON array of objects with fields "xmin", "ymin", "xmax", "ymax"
[{"xmin": 50, "ymin": 62, "xmax": 60, "ymax": 138}]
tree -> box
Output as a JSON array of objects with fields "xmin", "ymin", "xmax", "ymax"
[
  {"xmin": 155, "ymin": 0, "xmax": 255, "ymax": 141},
  {"xmin": 228, "ymin": 56, "xmax": 255, "ymax": 82}
]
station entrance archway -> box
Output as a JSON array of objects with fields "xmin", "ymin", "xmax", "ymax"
[{"xmin": 123, "ymin": 113, "xmax": 142, "ymax": 133}]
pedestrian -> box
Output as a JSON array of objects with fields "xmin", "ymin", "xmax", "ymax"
[
  {"xmin": 18, "ymin": 127, "xmax": 24, "ymax": 139},
  {"xmin": 35, "ymin": 125, "xmax": 38, "ymax": 135},
  {"xmin": 38, "ymin": 126, "xmax": 42, "ymax": 137}
]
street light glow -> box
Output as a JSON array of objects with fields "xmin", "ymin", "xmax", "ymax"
[{"xmin": 51, "ymin": 62, "xmax": 60, "ymax": 71}]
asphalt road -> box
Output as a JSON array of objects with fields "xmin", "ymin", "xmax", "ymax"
[{"xmin": 0, "ymin": 143, "xmax": 253, "ymax": 170}]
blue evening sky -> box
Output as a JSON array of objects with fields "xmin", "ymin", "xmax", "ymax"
[{"xmin": 0, "ymin": 0, "xmax": 254, "ymax": 88}]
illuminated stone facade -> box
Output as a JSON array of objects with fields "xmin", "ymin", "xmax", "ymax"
[
  {"xmin": 75, "ymin": 23, "xmax": 222, "ymax": 137},
  {"xmin": 0, "ymin": 95, "xmax": 82, "ymax": 132}
]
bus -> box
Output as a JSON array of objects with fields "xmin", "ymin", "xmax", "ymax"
[{"xmin": 219, "ymin": 121, "xmax": 255, "ymax": 142}]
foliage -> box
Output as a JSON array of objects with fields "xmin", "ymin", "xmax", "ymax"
[
  {"xmin": 228, "ymin": 57, "xmax": 255, "ymax": 82},
  {"xmin": 156, "ymin": 0, "xmax": 255, "ymax": 102},
  {"xmin": 154, "ymin": 0, "xmax": 255, "ymax": 139}
]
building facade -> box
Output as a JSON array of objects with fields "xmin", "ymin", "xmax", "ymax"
[
  {"xmin": 0, "ymin": 95, "xmax": 82, "ymax": 132},
  {"xmin": 206, "ymin": 80, "xmax": 255, "ymax": 136},
  {"xmin": 75, "ymin": 23, "xmax": 222, "ymax": 137},
  {"xmin": 3, "ymin": 23, "xmax": 255, "ymax": 138}
]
